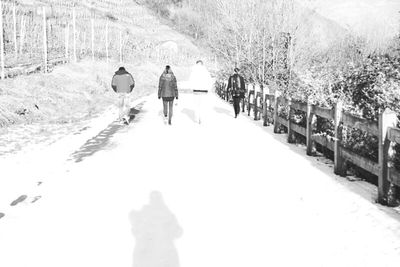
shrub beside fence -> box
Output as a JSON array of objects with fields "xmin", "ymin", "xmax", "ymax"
[{"xmin": 216, "ymin": 83, "xmax": 400, "ymax": 206}]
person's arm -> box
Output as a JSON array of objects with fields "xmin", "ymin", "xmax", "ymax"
[
  {"xmin": 129, "ymin": 74, "xmax": 135, "ymax": 92},
  {"xmin": 158, "ymin": 76, "xmax": 163, "ymax": 99},
  {"xmin": 240, "ymin": 76, "xmax": 246, "ymax": 91},
  {"xmin": 205, "ymin": 70, "xmax": 213, "ymax": 91},
  {"xmin": 173, "ymin": 76, "xmax": 178, "ymax": 99},
  {"xmin": 227, "ymin": 76, "xmax": 232, "ymax": 91},
  {"xmin": 111, "ymin": 74, "xmax": 117, "ymax": 92}
]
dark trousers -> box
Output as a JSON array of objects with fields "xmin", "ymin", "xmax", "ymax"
[
  {"xmin": 163, "ymin": 99, "xmax": 174, "ymax": 121},
  {"xmin": 233, "ymin": 96, "xmax": 241, "ymax": 116}
]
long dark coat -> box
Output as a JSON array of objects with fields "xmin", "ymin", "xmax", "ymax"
[{"xmin": 158, "ymin": 72, "xmax": 178, "ymax": 98}]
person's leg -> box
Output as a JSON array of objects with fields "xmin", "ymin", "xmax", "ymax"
[
  {"xmin": 118, "ymin": 94, "xmax": 125, "ymax": 120},
  {"xmin": 168, "ymin": 100, "xmax": 174, "ymax": 124},
  {"xmin": 194, "ymin": 93, "xmax": 200, "ymax": 123},
  {"xmin": 202, "ymin": 92, "xmax": 209, "ymax": 123},
  {"xmin": 232, "ymin": 97, "xmax": 237, "ymax": 115},
  {"xmin": 233, "ymin": 97, "xmax": 239, "ymax": 117},
  {"xmin": 163, "ymin": 100, "xmax": 168, "ymax": 117},
  {"xmin": 123, "ymin": 94, "xmax": 130, "ymax": 121},
  {"xmin": 198, "ymin": 93, "xmax": 203, "ymax": 124}
]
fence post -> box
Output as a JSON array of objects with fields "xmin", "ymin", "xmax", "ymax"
[
  {"xmin": 73, "ymin": 7, "xmax": 77, "ymax": 62},
  {"xmin": 334, "ymin": 101, "xmax": 345, "ymax": 176},
  {"xmin": 247, "ymin": 91, "xmax": 251, "ymax": 116},
  {"xmin": 306, "ymin": 101, "xmax": 316, "ymax": 155},
  {"xmin": 119, "ymin": 29, "xmax": 122, "ymax": 63},
  {"xmin": 378, "ymin": 108, "xmax": 397, "ymax": 204},
  {"xmin": 220, "ymin": 82, "xmax": 224, "ymax": 100},
  {"xmin": 253, "ymin": 93, "xmax": 258, "ymax": 120},
  {"xmin": 242, "ymin": 84, "xmax": 247, "ymax": 112},
  {"xmin": 222, "ymin": 83, "xmax": 226, "ymax": 100},
  {"xmin": 258, "ymin": 84, "xmax": 264, "ymax": 120},
  {"xmin": 263, "ymin": 94, "xmax": 268, "ymax": 126},
  {"xmin": 13, "ymin": 3, "xmax": 17, "ymax": 58},
  {"xmin": 91, "ymin": 13, "xmax": 94, "ymax": 61},
  {"xmin": 0, "ymin": 0, "xmax": 5, "ymax": 80},
  {"xmin": 82, "ymin": 32, "xmax": 86, "ymax": 56},
  {"xmin": 19, "ymin": 16, "xmax": 25, "ymax": 55},
  {"xmin": 65, "ymin": 23, "xmax": 69, "ymax": 60},
  {"xmin": 42, "ymin": 6, "xmax": 47, "ymax": 73},
  {"xmin": 105, "ymin": 19, "xmax": 109, "ymax": 62},
  {"xmin": 225, "ymin": 82, "xmax": 229, "ymax": 101},
  {"xmin": 287, "ymin": 98, "xmax": 295, "ymax": 143},
  {"xmin": 273, "ymin": 96, "xmax": 280, "ymax": 133}
]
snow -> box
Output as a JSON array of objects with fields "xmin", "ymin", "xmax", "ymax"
[
  {"xmin": 1, "ymin": 92, "xmax": 400, "ymax": 267},
  {"xmin": 298, "ymin": 0, "xmax": 400, "ymax": 42}
]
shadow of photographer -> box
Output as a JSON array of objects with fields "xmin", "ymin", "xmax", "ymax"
[{"xmin": 129, "ymin": 191, "xmax": 183, "ymax": 267}]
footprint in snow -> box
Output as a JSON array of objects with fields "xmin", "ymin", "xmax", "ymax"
[
  {"xmin": 31, "ymin": 196, "xmax": 42, "ymax": 203},
  {"xmin": 10, "ymin": 195, "xmax": 27, "ymax": 206}
]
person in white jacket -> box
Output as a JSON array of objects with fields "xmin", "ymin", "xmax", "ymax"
[{"xmin": 188, "ymin": 60, "xmax": 213, "ymax": 124}]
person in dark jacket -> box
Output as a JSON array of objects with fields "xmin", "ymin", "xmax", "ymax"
[
  {"xmin": 111, "ymin": 66, "xmax": 135, "ymax": 124},
  {"xmin": 158, "ymin": 65, "xmax": 178, "ymax": 125},
  {"xmin": 227, "ymin": 67, "xmax": 246, "ymax": 118}
]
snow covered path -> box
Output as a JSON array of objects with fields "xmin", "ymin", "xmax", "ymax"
[{"xmin": 1, "ymin": 93, "xmax": 400, "ymax": 267}]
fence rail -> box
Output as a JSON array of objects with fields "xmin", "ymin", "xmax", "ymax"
[
  {"xmin": 312, "ymin": 135, "xmax": 334, "ymax": 152},
  {"xmin": 342, "ymin": 111, "xmax": 379, "ymax": 136},
  {"xmin": 216, "ymin": 83, "xmax": 400, "ymax": 206},
  {"xmin": 291, "ymin": 100, "xmax": 307, "ymax": 112},
  {"xmin": 313, "ymin": 105, "xmax": 334, "ymax": 120},
  {"xmin": 388, "ymin": 127, "xmax": 400, "ymax": 143}
]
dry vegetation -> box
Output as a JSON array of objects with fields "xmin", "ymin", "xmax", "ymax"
[
  {"xmin": 0, "ymin": 0, "xmax": 208, "ymax": 127},
  {"xmin": 0, "ymin": 59, "xmax": 173, "ymax": 127},
  {"xmin": 1, "ymin": 0, "xmax": 204, "ymax": 68}
]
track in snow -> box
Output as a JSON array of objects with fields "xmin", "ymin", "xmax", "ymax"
[{"xmin": 0, "ymin": 93, "xmax": 400, "ymax": 267}]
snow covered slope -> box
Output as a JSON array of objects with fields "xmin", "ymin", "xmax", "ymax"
[{"xmin": 298, "ymin": 0, "xmax": 400, "ymax": 47}]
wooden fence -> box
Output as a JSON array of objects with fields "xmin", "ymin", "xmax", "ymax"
[{"xmin": 216, "ymin": 83, "xmax": 400, "ymax": 205}]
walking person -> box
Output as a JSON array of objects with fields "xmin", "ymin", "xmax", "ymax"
[
  {"xmin": 189, "ymin": 60, "xmax": 213, "ymax": 124},
  {"xmin": 111, "ymin": 66, "xmax": 135, "ymax": 124},
  {"xmin": 227, "ymin": 67, "xmax": 245, "ymax": 118},
  {"xmin": 158, "ymin": 65, "xmax": 178, "ymax": 125}
]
